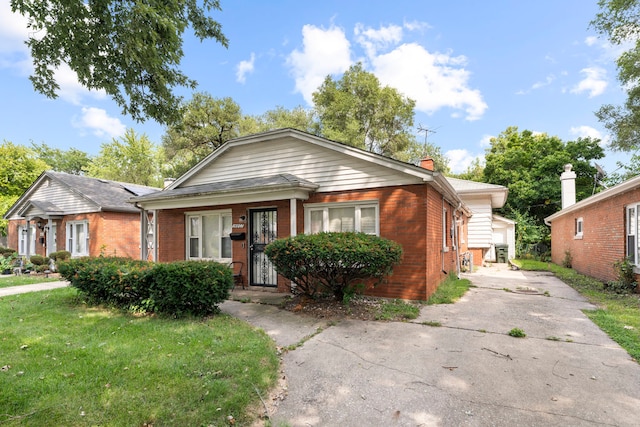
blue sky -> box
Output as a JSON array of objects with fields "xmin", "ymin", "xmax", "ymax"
[{"xmin": 0, "ymin": 0, "xmax": 631, "ymax": 174}]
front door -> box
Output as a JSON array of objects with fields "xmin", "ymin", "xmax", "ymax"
[{"xmin": 249, "ymin": 209, "xmax": 278, "ymax": 287}]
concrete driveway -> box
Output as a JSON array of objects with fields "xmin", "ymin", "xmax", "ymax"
[{"xmin": 222, "ymin": 264, "xmax": 640, "ymax": 426}]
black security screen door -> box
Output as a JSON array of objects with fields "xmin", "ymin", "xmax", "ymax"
[{"xmin": 249, "ymin": 209, "xmax": 278, "ymax": 287}]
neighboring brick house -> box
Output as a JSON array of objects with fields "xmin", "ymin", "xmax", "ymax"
[
  {"xmin": 4, "ymin": 171, "xmax": 159, "ymax": 259},
  {"xmin": 447, "ymin": 177, "xmax": 513, "ymax": 265},
  {"xmin": 131, "ymin": 129, "xmax": 471, "ymax": 300},
  {"xmin": 545, "ymin": 164, "xmax": 640, "ymax": 284}
]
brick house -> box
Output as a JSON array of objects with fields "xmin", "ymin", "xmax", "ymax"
[
  {"xmin": 131, "ymin": 129, "xmax": 471, "ymax": 300},
  {"xmin": 4, "ymin": 171, "xmax": 159, "ymax": 259},
  {"xmin": 447, "ymin": 177, "xmax": 512, "ymax": 265},
  {"xmin": 545, "ymin": 164, "xmax": 640, "ymax": 284}
]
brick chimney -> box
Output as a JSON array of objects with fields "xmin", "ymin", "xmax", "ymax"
[
  {"xmin": 560, "ymin": 164, "xmax": 576, "ymax": 209},
  {"xmin": 420, "ymin": 157, "xmax": 435, "ymax": 171}
]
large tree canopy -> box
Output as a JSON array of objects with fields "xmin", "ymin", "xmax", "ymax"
[
  {"xmin": 11, "ymin": 0, "xmax": 228, "ymax": 125},
  {"xmin": 161, "ymin": 93, "xmax": 242, "ymax": 178},
  {"xmin": 312, "ymin": 63, "xmax": 416, "ymax": 158},
  {"xmin": 483, "ymin": 127, "xmax": 604, "ymax": 225},
  {"xmin": 31, "ymin": 143, "xmax": 92, "ymax": 175},
  {"xmin": 592, "ymin": 0, "xmax": 640, "ymax": 151},
  {"xmin": 86, "ymin": 129, "xmax": 163, "ymax": 187}
]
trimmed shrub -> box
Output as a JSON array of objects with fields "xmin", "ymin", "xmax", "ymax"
[
  {"xmin": 265, "ymin": 232, "xmax": 403, "ymax": 300},
  {"xmin": 30, "ymin": 255, "xmax": 46, "ymax": 266},
  {"xmin": 49, "ymin": 251, "xmax": 71, "ymax": 261},
  {"xmin": 58, "ymin": 257, "xmax": 232, "ymax": 317}
]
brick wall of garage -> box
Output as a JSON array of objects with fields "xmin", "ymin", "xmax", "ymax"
[{"xmin": 550, "ymin": 186, "xmax": 640, "ymax": 283}]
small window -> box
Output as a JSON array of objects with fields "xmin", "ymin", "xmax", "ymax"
[
  {"xmin": 627, "ymin": 205, "xmax": 639, "ymax": 266},
  {"xmin": 305, "ymin": 201, "xmax": 379, "ymax": 235},
  {"xmin": 575, "ymin": 217, "xmax": 583, "ymax": 239}
]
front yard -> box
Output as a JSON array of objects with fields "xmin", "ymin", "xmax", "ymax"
[{"xmin": 0, "ymin": 287, "xmax": 279, "ymax": 426}]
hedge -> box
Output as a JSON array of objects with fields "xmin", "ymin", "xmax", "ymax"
[{"xmin": 58, "ymin": 257, "xmax": 232, "ymax": 317}]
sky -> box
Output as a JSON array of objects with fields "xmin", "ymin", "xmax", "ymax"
[{"xmin": 0, "ymin": 0, "xmax": 632, "ymax": 174}]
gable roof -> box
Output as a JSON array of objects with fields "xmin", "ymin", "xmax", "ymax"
[
  {"xmin": 447, "ymin": 177, "xmax": 509, "ymax": 208},
  {"xmin": 4, "ymin": 171, "xmax": 160, "ymax": 219},
  {"xmin": 545, "ymin": 173, "xmax": 640, "ymax": 223},
  {"xmin": 132, "ymin": 128, "xmax": 470, "ymax": 214}
]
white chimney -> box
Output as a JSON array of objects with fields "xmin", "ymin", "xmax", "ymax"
[
  {"xmin": 163, "ymin": 178, "xmax": 176, "ymax": 189},
  {"xmin": 560, "ymin": 164, "xmax": 576, "ymax": 209}
]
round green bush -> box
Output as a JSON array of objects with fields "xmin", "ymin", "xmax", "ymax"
[{"xmin": 265, "ymin": 232, "xmax": 403, "ymax": 300}]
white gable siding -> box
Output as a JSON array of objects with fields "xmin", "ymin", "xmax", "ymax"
[
  {"xmin": 464, "ymin": 196, "xmax": 493, "ymax": 248},
  {"xmin": 31, "ymin": 179, "xmax": 96, "ymax": 213},
  {"xmin": 183, "ymin": 139, "xmax": 423, "ymax": 192}
]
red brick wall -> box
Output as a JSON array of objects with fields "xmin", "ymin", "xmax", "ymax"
[
  {"xmin": 550, "ymin": 187, "xmax": 640, "ymax": 283},
  {"xmin": 7, "ymin": 212, "xmax": 142, "ymax": 258},
  {"xmin": 153, "ymin": 184, "xmax": 463, "ymax": 300}
]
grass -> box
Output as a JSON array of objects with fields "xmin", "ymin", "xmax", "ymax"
[
  {"xmin": 376, "ymin": 299, "xmax": 420, "ymax": 320},
  {"xmin": 0, "ymin": 287, "xmax": 279, "ymax": 426},
  {"xmin": 508, "ymin": 327, "xmax": 526, "ymax": 338},
  {"xmin": 426, "ymin": 274, "xmax": 472, "ymax": 305},
  {"xmin": 513, "ymin": 259, "xmax": 640, "ymax": 362},
  {"xmin": 0, "ymin": 275, "xmax": 60, "ymax": 289}
]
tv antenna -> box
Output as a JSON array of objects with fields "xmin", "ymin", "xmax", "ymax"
[
  {"xmin": 593, "ymin": 162, "xmax": 608, "ymax": 194},
  {"xmin": 417, "ymin": 124, "xmax": 441, "ymax": 146}
]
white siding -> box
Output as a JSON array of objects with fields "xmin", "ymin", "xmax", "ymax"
[
  {"xmin": 183, "ymin": 139, "xmax": 423, "ymax": 192},
  {"xmin": 464, "ymin": 196, "xmax": 493, "ymax": 249},
  {"xmin": 31, "ymin": 179, "xmax": 96, "ymax": 213}
]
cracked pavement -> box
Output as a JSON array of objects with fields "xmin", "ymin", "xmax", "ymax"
[{"xmin": 222, "ymin": 265, "xmax": 640, "ymax": 426}]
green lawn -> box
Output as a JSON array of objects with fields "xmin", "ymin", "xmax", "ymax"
[
  {"xmin": 513, "ymin": 259, "xmax": 640, "ymax": 362},
  {"xmin": 0, "ymin": 287, "xmax": 279, "ymax": 426},
  {"xmin": 0, "ymin": 275, "xmax": 60, "ymax": 289}
]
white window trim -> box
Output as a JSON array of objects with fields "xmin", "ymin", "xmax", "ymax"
[
  {"xmin": 442, "ymin": 207, "xmax": 449, "ymax": 252},
  {"xmin": 18, "ymin": 225, "xmax": 36, "ymax": 256},
  {"xmin": 304, "ymin": 200, "xmax": 379, "ymax": 235},
  {"xmin": 575, "ymin": 217, "xmax": 584, "ymax": 240},
  {"xmin": 66, "ymin": 220, "xmax": 89, "ymax": 257},
  {"xmin": 626, "ymin": 204, "xmax": 639, "ymax": 269},
  {"xmin": 185, "ymin": 209, "xmax": 233, "ymax": 262}
]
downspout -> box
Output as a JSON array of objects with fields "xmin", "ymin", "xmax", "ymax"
[
  {"xmin": 441, "ymin": 196, "xmax": 446, "ymax": 274},
  {"xmin": 453, "ymin": 203, "xmax": 462, "ymax": 278}
]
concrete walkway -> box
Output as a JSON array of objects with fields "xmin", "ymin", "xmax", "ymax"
[
  {"xmin": 0, "ymin": 280, "xmax": 69, "ymax": 297},
  {"xmin": 222, "ymin": 264, "xmax": 640, "ymax": 426}
]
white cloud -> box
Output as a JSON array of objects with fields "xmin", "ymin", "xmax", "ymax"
[
  {"xmin": 0, "ymin": 2, "xmax": 31, "ymax": 74},
  {"xmin": 585, "ymin": 36, "xmax": 598, "ymax": 47},
  {"xmin": 73, "ymin": 107, "xmax": 126, "ymax": 138},
  {"xmin": 54, "ymin": 64, "xmax": 106, "ymax": 105},
  {"xmin": 236, "ymin": 53, "xmax": 255, "ymax": 84},
  {"xmin": 403, "ymin": 20, "xmax": 431, "ymax": 32},
  {"xmin": 570, "ymin": 67, "xmax": 608, "ymax": 97},
  {"xmin": 286, "ymin": 24, "xmax": 352, "ymax": 104},
  {"xmin": 354, "ymin": 23, "xmax": 403, "ymax": 57},
  {"xmin": 371, "ymin": 43, "xmax": 487, "ymax": 120},
  {"xmin": 569, "ymin": 125, "xmax": 609, "ymax": 146},
  {"xmin": 446, "ymin": 148, "xmax": 482, "ymax": 174}
]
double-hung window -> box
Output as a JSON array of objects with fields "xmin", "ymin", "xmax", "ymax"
[
  {"xmin": 18, "ymin": 225, "xmax": 36, "ymax": 256},
  {"xmin": 66, "ymin": 220, "xmax": 89, "ymax": 257},
  {"xmin": 305, "ymin": 201, "xmax": 378, "ymax": 235},
  {"xmin": 627, "ymin": 204, "xmax": 639, "ymax": 266},
  {"xmin": 186, "ymin": 210, "xmax": 232, "ymax": 261}
]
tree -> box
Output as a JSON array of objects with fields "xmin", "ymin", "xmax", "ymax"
[
  {"xmin": 592, "ymin": 0, "xmax": 640, "ymax": 151},
  {"xmin": 604, "ymin": 150, "xmax": 640, "ymax": 186},
  {"xmin": 11, "ymin": 0, "xmax": 228, "ymax": 125},
  {"xmin": 312, "ymin": 63, "xmax": 416, "ymax": 158},
  {"xmin": 162, "ymin": 93, "xmax": 242, "ymax": 178},
  {"xmin": 450, "ymin": 157, "xmax": 484, "ymax": 181},
  {"xmin": 0, "ymin": 141, "xmax": 49, "ymax": 235},
  {"xmin": 86, "ymin": 129, "xmax": 163, "ymax": 187},
  {"xmin": 242, "ymin": 106, "xmax": 319, "ymax": 135},
  {"xmin": 31, "ymin": 143, "xmax": 92, "ymax": 175},
  {"xmin": 483, "ymin": 127, "xmax": 604, "ymax": 225}
]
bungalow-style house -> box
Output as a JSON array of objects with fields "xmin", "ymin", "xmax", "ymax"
[
  {"xmin": 545, "ymin": 164, "xmax": 640, "ymax": 283},
  {"xmin": 131, "ymin": 129, "xmax": 472, "ymax": 300},
  {"xmin": 447, "ymin": 177, "xmax": 513, "ymax": 265},
  {"xmin": 4, "ymin": 171, "xmax": 159, "ymax": 260}
]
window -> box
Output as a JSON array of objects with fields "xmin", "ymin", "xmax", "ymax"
[
  {"xmin": 18, "ymin": 225, "xmax": 36, "ymax": 256},
  {"xmin": 627, "ymin": 205, "xmax": 639, "ymax": 266},
  {"xmin": 66, "ymin": 221, "xmax": 89, "ymax": 256},
  {"xmin": 575, "ymin": 217, "xmax": 584, "ymax": 239},
  {"xmin": 305, "ymin": 201, "xmax": 378, "ymax": 235},
  {"xmin": 442, "ymin": 207, "xmax": 448, "ymax": 250},
  {"xmin": 186, "ymin": 211, "xmax": 232, "ymax": 261}
]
